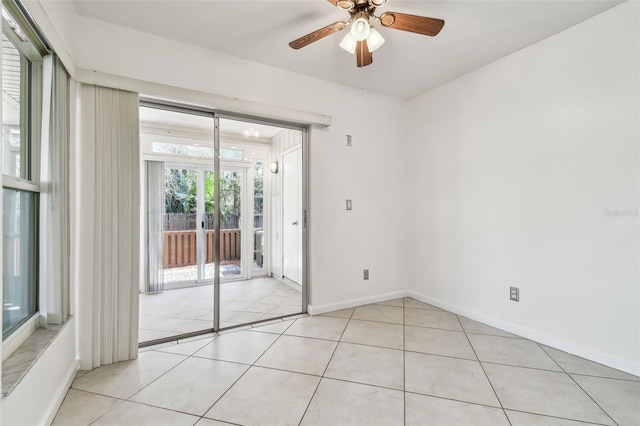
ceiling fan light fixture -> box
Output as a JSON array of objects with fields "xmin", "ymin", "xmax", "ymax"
[
  {"xmin": 339, "ymin": 32, "xmax": 357, "ymax": 54},
  {"xmin": 243, "ymin": 128, "xmax": 260, "ymax": 139},
  {"xmin": 369, "ymin": 0, "xmax": 387, "ymax": 7},
  {"xmin": 366, "ymin": 27, "xmax": 385, "ymax": 52},
  {"xmin": 350, "ymin": 17, "xmax": 371, "ymax": 41}
]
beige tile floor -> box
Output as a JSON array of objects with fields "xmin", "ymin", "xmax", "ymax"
[
  {"xmin": 139, "ymin": 277, "xmax": 302, "ymax": 342},
  {"xmin": 56, "ymin": 298, "xmax": 640, "ymax": 426}
]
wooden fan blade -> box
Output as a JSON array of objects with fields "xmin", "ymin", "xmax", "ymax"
[
  {"xmin": 289, "ymin": 21, "xmax": 347, "ymax": 50},
  {"xmin": 356, "ymin": 40, "xmax": 373, "ymax": 68},
  {"xmin": 379, "ymin": 12, "xmax": 444, "ymax": 36}
]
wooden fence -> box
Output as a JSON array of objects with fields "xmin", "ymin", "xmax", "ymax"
[
  {"xmin": 164, "ymin": 213, "xmax": 262, "ymax": 231},
  {"xmin": 164, "ymin": 213, "xmax": 241, "ymax": 231},
  {"xmin": 164, "ymin": 229, "xmax": 241, "ymax": 269}
]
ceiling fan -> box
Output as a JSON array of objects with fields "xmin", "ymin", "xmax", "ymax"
[{"xmin": 289, "ymin": 0, "xmax": 445, "ymax": 68}]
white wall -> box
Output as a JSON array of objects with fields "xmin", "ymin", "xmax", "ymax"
[
  {"xmin": 407, "ymin": 1, "xmax": 639, "ymax": 375},
  {"xmin": 38, "ymin": 4, "xmax": 410, "ymax": 313}
]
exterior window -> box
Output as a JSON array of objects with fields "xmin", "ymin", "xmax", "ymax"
[
  {"xmin": 2, "ymin": 5, "xmax": 42, "ymax": 341},
  {"xmin": 152, "ymin": 141, "xmax": 214, "ymax": 158},
  {"xmin": 2, "ymin": 189, "xmax": 37, "ymax": 339},
  {"xmin": 2, "ymin": 33, "xmax": 30, "ymax": 179},
  {"xmin": 220, "ymin": 148, "xmax": 243, "ymax": 161},
  {"xmin": 253, "ymin": 161, "xmax": 264, "ymax": 270}
]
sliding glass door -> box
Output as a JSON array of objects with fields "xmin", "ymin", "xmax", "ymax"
[{"xmin": 139, "ymin": 104, "xmax": 306, "ymax": 344}]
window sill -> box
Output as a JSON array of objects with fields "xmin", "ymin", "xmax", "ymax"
[
  {"xmin": 2, "ymin": 320, "xmax": 70, "ymax": 396},
  {"xmin": 2, "ymin": 314, "xmax": 41, "ymax": 362}
]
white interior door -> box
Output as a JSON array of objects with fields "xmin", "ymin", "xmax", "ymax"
[{"xmin": 282, "ymin": 147, "xmax": 302, "ymax": 284}]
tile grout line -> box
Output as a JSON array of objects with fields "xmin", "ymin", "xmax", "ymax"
[
  {"xmin": 78, "ymin": 350, "xmax": 196, "ymax": 425},
  {"xmin": 477, "ymin": 359, "xmax": 583, "ymax": 375},
  {"xmin": 197, "ymin": 327, "xmax": 288, "ymax": 423},
  {"xmin": 65, "ymin": 298, "xmax": 634, "ymax": 426},
  {"xmin": 55, "ymin": 388, "xmax": 127, "ymax": 426},
  {"xmin": 535, "ymin": 342, "xmax": 620, "ymax": 426},
  {"xmin": 141, "ymin": 312, "xmax": 295, "ymax": 424},
  {"xmin": 297, "ymin": 306, "xmax": 356, "ymax": 426},
  {"xmin": 454, "ymin": 313, "xmax": 513, "ymax": 426},
  {"xmin": 404, "ymin": 322, "xmax": 473, "ymax": 334},
  {"xmin": 567, "ymin": 372, "xmax": 640, "ymax": 384},
  {"xmin": 503, "ymin": 407, "xmax": 614, "ymax": 426},
  {"xmin": 331, "ymin": 316, "xmax": 403, "ymax": 326},
  {"xmin": 530, "ymin": 345, "xmax": 640, "ymax": 383},
  {"xmin": 403, "ymin": 297, "xmax": 407, "ymax": 426},
  {"xmin": 403, "ymin": 390, "xmax": 499, "ymax": 411}
]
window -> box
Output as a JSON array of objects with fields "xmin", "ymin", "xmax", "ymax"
[
  {"xmin": 253, "ymin": 161, "xmax": 264, "ymax": 271},
  {"xmin": 2, "ymin": 4, "xmax": 43, "ymax": 340},
  {"xmin": 152, "ymin": 141, "xmax": 214, "ymax": 158},
  {"xmin": 2, "ymin": 189, "xmax": 37, "ymax": 339},
  {"xmin": 220, "ymin": 148, "xmax": 243, "ymax": 161},
  {"xmin": 2, "ymin": 32, "xmax": 30, "ymax": 179}
]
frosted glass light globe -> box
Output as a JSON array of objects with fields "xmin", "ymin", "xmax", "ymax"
[{"xmin": 350, "ymin": 17, "xmax": 371, "ymax": 41}]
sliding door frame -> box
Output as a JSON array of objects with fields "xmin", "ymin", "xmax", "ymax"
[
  {"xmin": 213, "ymin": 114, "xmax": 221, "ymax": 331},
  {"xmin": 139, "ymin": 99, "xmax": 308, "ymax": 346}
]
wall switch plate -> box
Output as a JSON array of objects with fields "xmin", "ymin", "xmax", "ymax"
[
  {"xmin": 510, "ymin": 286, "xmax": 519, "ymax": 302},
  {"xmin": 363, "ymin": 269, "xmax": 369, "ymax": 280},
  {"xmin": 346, "ymin": 135, "xmax": 352, "ymax": 146},
  {"xmin": 346, "ymin": 200, "xmax": 352, "ymax": 211}
]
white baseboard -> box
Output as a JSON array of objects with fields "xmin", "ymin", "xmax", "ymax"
[
  {"xmin": 307, "ymin": 290, "xmax": 408, "ymax": 315},
  {"xmin": 41, "ymin": 358, "xmax": 79, "ymax": 426},
  {"xmin": 406, "ymin": 290, "xmax": 640, "ymax": 377}
]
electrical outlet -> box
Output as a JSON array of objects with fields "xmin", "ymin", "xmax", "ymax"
[
  {"xmin": 346, "ymin": 135, "xmax": 352, "ymax": 146},
  {"xmin": 510, "ymin": 286, "xmax": 519, "ymax": 302},
  {"xmin": 363, "ymin": 269, "xmax": 369, "ymax": 280},
  {"xmin": 346, "ymin": 200, "xmax": 352, "ymax": 211}
]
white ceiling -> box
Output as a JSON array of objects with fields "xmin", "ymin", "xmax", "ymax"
[{"xmin": 72, "ymin": 0, "xmax": 621, "ymax": 99}]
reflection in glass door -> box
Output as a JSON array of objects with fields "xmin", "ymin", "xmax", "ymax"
[
  {"xmin": 217, "ymin": 117, "xmax": 303, "ymax": 329},
  {"xmin": 219, "ymin": 169, "xmax": 244, "ymax": 280}
]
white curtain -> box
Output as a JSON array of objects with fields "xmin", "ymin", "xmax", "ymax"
[
  {"xmin": 90, "ymin": 86, "xmax": 140, "ymax": 366},
  {"xmin": 146, "ymin": 161, "xmax": 164, "ymax": 293},
  {"xmin": 39, "ymin": 55, "xmax": 70, "ymax": 325}
]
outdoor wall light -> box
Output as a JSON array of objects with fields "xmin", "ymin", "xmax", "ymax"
[{"xmin": 270, "ymin": 161, "xmax": 279, "ymax": 174}]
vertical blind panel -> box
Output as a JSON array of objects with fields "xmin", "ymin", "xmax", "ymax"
[
  {"xmin": 94, "ymin": 86, "xmax": 140, "ymax": 366},
  {"xmin": 55, "ymin": 56, "xmax": 71, "ymax": 321},
  {"xmin": 39, "ymin": 54, "xmax": 71, "ymax": 325}
]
